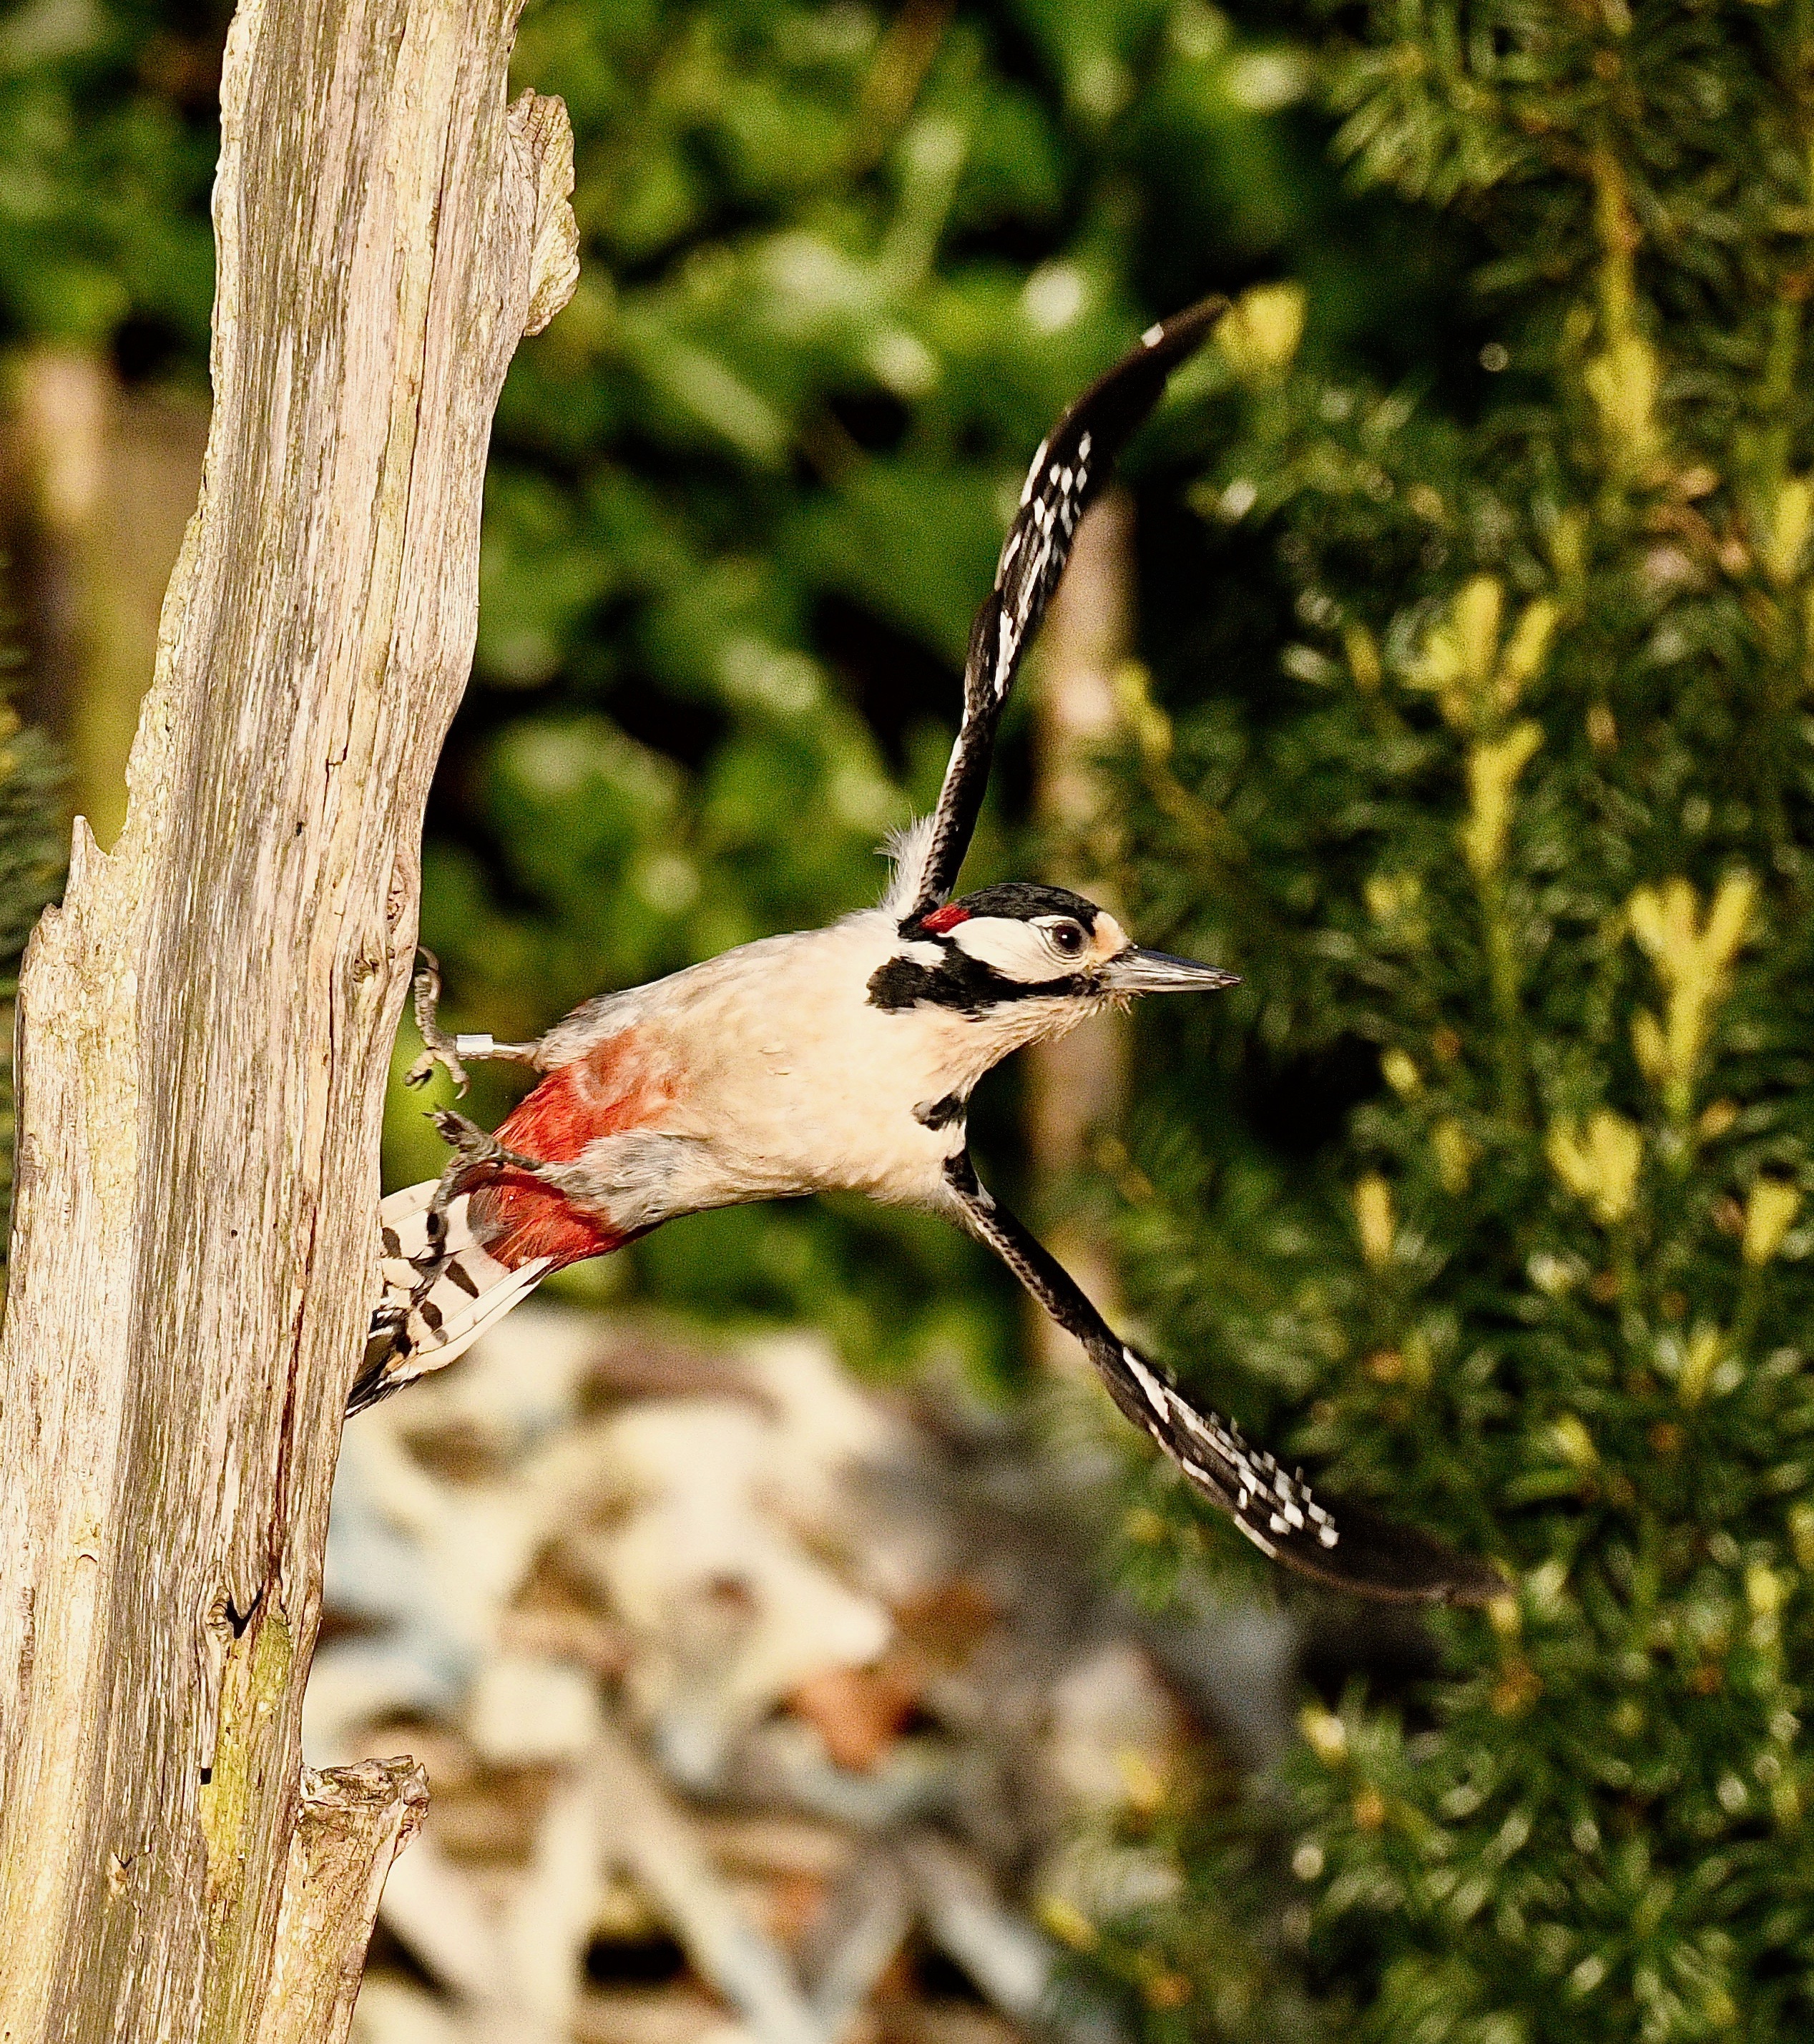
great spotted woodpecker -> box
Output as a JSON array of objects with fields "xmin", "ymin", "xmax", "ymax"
[{"xmin": 358, "ymin": 299, "xmax": 1498, "ymax": 1605}]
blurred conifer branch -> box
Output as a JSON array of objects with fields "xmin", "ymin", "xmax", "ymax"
[{"xmin": 1097, "ymin": 0, "xmax": 1814, "ymax": 2034}]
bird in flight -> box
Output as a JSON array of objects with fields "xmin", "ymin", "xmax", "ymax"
[{"xmin": 360, "ymin": 298, "xmax": 1498, "ymax": 1605}]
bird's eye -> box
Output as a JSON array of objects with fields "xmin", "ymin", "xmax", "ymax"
[{"xmin": 1046, "ymin": 920, "xmax": 1086, "ymax": 958}]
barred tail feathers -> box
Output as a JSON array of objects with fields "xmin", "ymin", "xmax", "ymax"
[{"xmin": 351, "ymin": 1181, "xmax": 553, "ymax": 1414}]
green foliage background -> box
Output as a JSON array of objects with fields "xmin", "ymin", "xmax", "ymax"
[
  {"xmin": 1083, "ymin": 4, "xmax": 1814, "ymax": 2039},
  {"xmin": 416, "ymin": 0, "xmax": 1373, "ymax": 1375},
  {"xmin": 9, "ymin": 0, "xmax": 1814, "ymax": 2035}
]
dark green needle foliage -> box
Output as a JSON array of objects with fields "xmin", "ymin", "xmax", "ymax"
[{"xmin": 1084, "ymin": 1, "xmax": 1814, "ymax": 2037}]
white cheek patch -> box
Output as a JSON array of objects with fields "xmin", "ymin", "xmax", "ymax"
[{"xmin": 951, "ymin": 917, "xmax": 1067, "ymax": 983}]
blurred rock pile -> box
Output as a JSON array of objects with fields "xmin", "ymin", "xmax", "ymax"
[{"xmin": 311, "ymin": 1306, "xmax": 1295, "ymax": 2044}]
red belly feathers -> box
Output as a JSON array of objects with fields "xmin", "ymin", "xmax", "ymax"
[{"xmin": 467, "ymin": 1030, "xmax": 680, "ymax": 1270}]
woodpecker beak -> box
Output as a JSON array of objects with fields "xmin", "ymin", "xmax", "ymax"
[{"xmin": 1099, "ymin": 948, "xmax": 1240, "ymax": 994}]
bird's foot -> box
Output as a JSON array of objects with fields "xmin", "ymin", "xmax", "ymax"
[
  {"xmin": 412, "ymin": 1109, "xmax": 553, "ymax": 1290},
  {"xmin": 428, "ymin": 1107, "xmax": 546, "ymax": 1180},
  {"xmin": 403, "ymin": 948, "xmax": 468, "ymax": 1095}
]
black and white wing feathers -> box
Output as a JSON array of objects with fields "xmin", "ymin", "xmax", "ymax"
[
  {"xmin": 942, "ymin": 1154, "xmax": 1499, "ymax": 1603},
  {"xmin": 900, "ymin": 296, "xmax": 1227, "ymax": 925}
]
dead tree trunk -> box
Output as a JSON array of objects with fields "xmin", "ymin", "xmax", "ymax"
[{"xmin": 0, "ymin": 0, "xmax": 577, "ymax": 2031}]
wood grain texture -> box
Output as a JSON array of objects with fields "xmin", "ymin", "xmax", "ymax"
[
  {"xmin": 0, "ymin": 0, "xmax": 576, "ymax": 2030},
  {"xmin": 253, "ymin": 1760, "xmax": 430, "ymax": 2044}
]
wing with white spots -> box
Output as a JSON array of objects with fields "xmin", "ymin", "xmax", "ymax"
[
  {"xmin": 901, "ymin": 297, "xmax": 1227, "ymax": 925},
  {"xmin": 941, "ymin": 1154, "xmax": 1500, "ymax": 1603}
]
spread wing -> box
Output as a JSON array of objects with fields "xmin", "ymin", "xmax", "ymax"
[
  {"xmin": 942, "ymin": 1154, "xmax": 1501, "ymax": 1603},
  {"xmin": 897, "ymin": 296, "xmax": 1227, "ymax": 927}
]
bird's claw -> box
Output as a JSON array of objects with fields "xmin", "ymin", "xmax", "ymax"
[
  {"xmin": 427, "ymin": 1107, "xmax": 542, "ymax": 1179},
  {"xmin": 405, "ymin": 948, "xmax": 469, "ymax": 1095},
  {"xmin": 416, "ymin": 1108, "xmax": 539, "ymax": 1277}
]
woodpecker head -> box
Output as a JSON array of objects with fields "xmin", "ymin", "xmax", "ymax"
[{"xmin": 868, "ymin": 878, "xmax": 1237, "ymax": 1067}]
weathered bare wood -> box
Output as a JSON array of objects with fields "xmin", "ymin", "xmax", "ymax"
[
  {"xmin": 0, "ymin": 0, "xmax": 577, "ymax": 2029},
  {"xmin": 252, "ymin": 1759, "xmax": 429, "ymax": 2044}
]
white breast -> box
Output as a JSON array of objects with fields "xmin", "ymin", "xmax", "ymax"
[
  {"xmin": 689, "ymin": 913, "xmax": 983, "ymax": 1204},
  {"xmin": 539, "ymin": 909, "xmax": 1103, "ymax": 1224},
  {"xmin": 547, "ymin": 913, "xmax": 979, "ymax": 1217}
]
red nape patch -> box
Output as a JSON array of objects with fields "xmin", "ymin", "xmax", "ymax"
[{"xmin": 921, "ymin": 903, "xmax": 970, "ymax": 933}]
